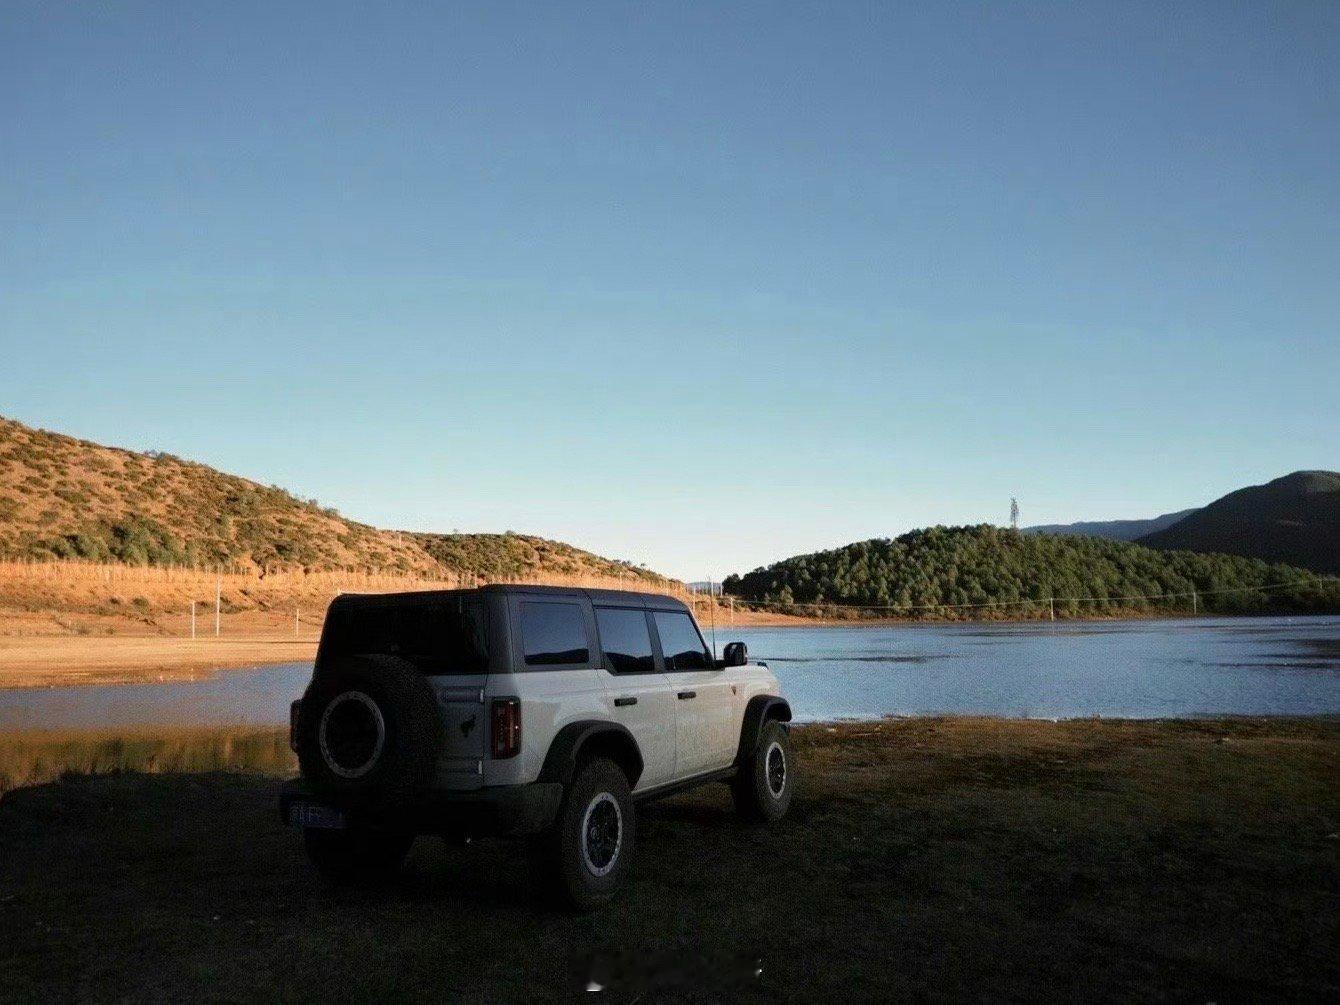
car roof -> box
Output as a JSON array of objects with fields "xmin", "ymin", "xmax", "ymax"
[{"xmin": 332, "ymin": 583, "xmax": 692, "ymax": 612}]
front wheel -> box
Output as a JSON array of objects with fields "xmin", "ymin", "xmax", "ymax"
[
  {"xmin": 732, "ymin": 720, "xmax": 794, "ymax": 822},
  {"xmin": 303, "ymin": 826, "xmax": 413, "ymax": 884},
  {"xmin": 532, "ymin": 758, "xmax": 635, "ymax": 911}
]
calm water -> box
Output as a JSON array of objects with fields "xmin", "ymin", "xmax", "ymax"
[{"xmin": 2, "ymin": 616, "xmax": 1338, "ymax": 730}]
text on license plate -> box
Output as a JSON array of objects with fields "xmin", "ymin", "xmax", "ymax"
[{"xmin": 289, "ymin": 803, "xmax": 347, "ymax": 829}]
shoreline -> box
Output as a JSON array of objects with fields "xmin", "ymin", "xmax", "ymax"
[{"xmin": 0, "ymin": 635, "xmax": 317, "ymax": 690}]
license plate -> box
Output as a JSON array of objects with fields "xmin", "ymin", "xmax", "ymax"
[{"xmin": 289, "ymin": 802, "xmax": 346, "ymax": 829}]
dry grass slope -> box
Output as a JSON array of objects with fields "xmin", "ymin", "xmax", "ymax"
[{"xmin": 0, "ymin": 413, "xmax": 675, "ymax": 584}]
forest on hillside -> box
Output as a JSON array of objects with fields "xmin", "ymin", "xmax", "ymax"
[{"xmin": 722, "ymin": 526, "xmax": 1340, "ymax": 618}]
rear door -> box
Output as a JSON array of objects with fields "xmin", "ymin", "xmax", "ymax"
[
  {"xmin": 651, "ymin": 609, "xmax": 736, "ymax": 778},
  {"xmin": 491, "ymin": 594, "xmax": 609, "ymax": 789},
  {"xmin": 318, "ymin": 593, "xmax": 490, "ymax": 790},
  {"xmin": 426, "ymin": 596, "xmax": 491, "ymax": 789},
  {"xmin": 594, "ymin": 605, "xmax": 677, "ymax": 791}
]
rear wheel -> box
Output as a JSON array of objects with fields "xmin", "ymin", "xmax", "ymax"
[
  {"xmin": 303, "ymin": 826, "xmax": 413, "ymax": 884},
  {"xmin": 732, "ymin": 720, "xmax": 794, "ymax": 822},
  {"xmin": 532, "ymin": 758, "xmax": 635, "ymax": 911}
]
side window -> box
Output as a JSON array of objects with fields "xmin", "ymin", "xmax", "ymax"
[
  {"xmin": 652, "ymin": 611, "xmax": 712, "ymax": 672},
  {"xmin": 519, "ymin": 601, "xmax": 590, "ymax": 666},
  {"xmin": 595, "ymin": 607, "xmax": 655, "ymax": 674}
]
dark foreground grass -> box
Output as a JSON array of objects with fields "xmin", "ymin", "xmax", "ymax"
[
  {"xmin": 0, "ymin": 726, "xmax": 295, "ymax": 795},
  {"xmin": 1, "ymin": 717, "xmax": 1336, "ymax": 1001}
]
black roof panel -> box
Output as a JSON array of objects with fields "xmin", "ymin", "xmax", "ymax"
[{"xmin": 332, "ymin": 583, "xmax": 691, "ymax": 612}]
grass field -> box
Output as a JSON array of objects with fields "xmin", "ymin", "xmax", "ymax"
[
  {"xmin": 1, "ymin": 717, "xmax": 1336, "ymax": 1000},
  {"xmin": 0, "ymin": 725, "xmax": 295, "ymax": 795}
]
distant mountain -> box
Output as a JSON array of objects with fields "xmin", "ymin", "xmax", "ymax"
[
  {"xmin": 0, "ymin": 414, "xmax": 675, "ymax": 586},
  {"xmin": 1023, "ymin": 509, "xmax": 1198, "ymax": 542},
  {"xmin": 1137, "ymin": 471, "xmax": 1340, "ymax": 574}
]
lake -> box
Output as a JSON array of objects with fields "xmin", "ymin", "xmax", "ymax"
[{"xmin": 2, "ymin": 616, "xmax": 1338, "ymax": 730}]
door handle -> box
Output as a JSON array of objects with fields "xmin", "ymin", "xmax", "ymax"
[
  {"xmin": 614, "ymin": 696, "xmax": 637, "ymax": 707},
  {"xmin": 677, "ymin": 690, "xmax": 696, "ymax": 700}
]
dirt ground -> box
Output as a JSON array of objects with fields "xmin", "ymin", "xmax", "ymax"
[
  {"xmin": 1, "ymin": 716, "xmax": 1335, "ymax": 1000},
  {"xmin": 0, "ymin": 634, "xmax": 318, "ymax": 688}
]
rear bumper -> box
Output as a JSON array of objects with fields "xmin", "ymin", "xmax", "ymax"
[{"xmin": 279, "ymin": 778, "xmax": 563, "ymax": 837}]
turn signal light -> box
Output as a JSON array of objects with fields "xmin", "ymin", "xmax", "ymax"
[{"xmin": 491, "ymin": 698, "xmax": 521, "ymax": 759}]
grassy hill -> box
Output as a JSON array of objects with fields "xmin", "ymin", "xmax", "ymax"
[
  {"xmin": 1137, "ymin": 471, "xmax": 1340, "ymax": 574},
  {"xmin": 0, "ymin": 415, "xmax": 670, "ymax": 586},
  {"xmin": 722, "ymin": 525, "xmax": 1340, "ymax": 618}
]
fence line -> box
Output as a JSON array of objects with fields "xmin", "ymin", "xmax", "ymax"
[{"xmin": 0, "ymin": 558, "xmax": 690, "ymax": 600}]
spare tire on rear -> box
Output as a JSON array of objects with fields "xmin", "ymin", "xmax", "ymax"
[{"xmin": 295, "ymin": 654, "xmax": 443, "ymax": 809}]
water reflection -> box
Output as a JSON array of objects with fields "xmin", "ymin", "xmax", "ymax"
[{"xmin": 1, "ymin": 616, "xmax": 1337, "ymax": 730}]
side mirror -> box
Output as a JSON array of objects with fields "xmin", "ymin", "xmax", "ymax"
[{"xmin": 722, "ymin": 641, "xmax": 748, "ymax": 668}]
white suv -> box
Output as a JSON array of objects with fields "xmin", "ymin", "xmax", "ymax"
[{"xmin": 281, "ymin": 585, "xmax": 793, "ymax": 909}]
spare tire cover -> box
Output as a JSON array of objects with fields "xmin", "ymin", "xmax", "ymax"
[{"xmin": 296, "ymin": 654, "xmax": 443, "ymax": 808}]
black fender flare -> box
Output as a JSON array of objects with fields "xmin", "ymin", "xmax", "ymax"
[
  {"xmin": 538, "ymin": 720, "xmax": 644, "ymax": 789},
  {"xmin": 735, "ymin": 695, "xmax": 792, "ymax": 766}
]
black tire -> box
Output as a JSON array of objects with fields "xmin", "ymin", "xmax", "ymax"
[
  {"xmin": 732, "ymin": 720, "xmax": 794, "ymax": 823},
  {"xmin": 303, "ymin": 826, "xmax": 413, "ymax": 885},
  {"xmin": 532, "ymin": 758, "xmax": 635, "ymax": 911},
  {"xmin": 295, "ymin": 655, "xmax": 443, "ymax": 810}
]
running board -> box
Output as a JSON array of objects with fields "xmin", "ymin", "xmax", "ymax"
[{"xmin": 632, "ymin": 766, "xmax": 738, "ymax": 804}]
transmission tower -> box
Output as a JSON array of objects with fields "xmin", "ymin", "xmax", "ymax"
[{"xmin": 1010, "ymin": 498, "xmax": 1019, "ymax": 530}]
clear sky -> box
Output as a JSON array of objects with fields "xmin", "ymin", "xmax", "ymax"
[{"xmin": 2, "ymin": 2, "xmax": 1337, "ymax": 581}]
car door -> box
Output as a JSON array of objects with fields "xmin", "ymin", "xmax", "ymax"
[
  {"xmin": 651, "ymin": 608, "xmax": 736, "ymax": 778},
  {"xmin": 593, "ymin": 605, "xmax": 677, "ymax": 792},
  {"xmin": 319, "ymin": 593, "xmax": 490, "ymax": 790}
]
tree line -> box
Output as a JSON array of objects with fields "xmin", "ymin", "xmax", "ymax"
[{"xmin": 721, "ymin": 525, "xmax": 1340, "ymax": 618}]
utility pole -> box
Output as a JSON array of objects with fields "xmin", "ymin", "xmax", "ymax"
[
  {"xmin": 215, "ymin": 577, "xmax": 221, "ymax": 638},
  {"xmin": 707, "ymin": 579, "xmax": 717, "ymax": 659},
  {"xmin": 1049, "ymin": 595, "xmax": 1055, "ymax": 622},
  {"xmin": 1191, "ymin": 587, "xmax": 1198, "ymax": 616}
]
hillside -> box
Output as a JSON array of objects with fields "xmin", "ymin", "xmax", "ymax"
[
  {"xmin": 1137, "ymin": 471, "xmax": 1340, "ymax": 574},
  {"xmin": 722, "ymin": 525, "xmax": 1340, "ymax": 618},
  {"xmin": 1023, "ymin": 509, "xmax": 1197, "ymax": 542},
  {"xmin": 0, "ymin": 416, "xmax": 670, "ymax": 586}
]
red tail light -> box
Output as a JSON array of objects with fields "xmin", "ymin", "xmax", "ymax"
[{"xmin": 491, "ymin": 698, "xmax": 521, "ymax": 759}]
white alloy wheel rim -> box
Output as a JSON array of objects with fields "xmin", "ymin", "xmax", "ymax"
[
  {"xmin": 581, "ymin": 791, "xmax": 623, "ymax": 877},
  {"xmin": 765, "ymin": 740, "xmax": 787, "ymax": 798},
  {"xmin": 318, "ymin": 690, "xmax": 386, "ymax": 778}
]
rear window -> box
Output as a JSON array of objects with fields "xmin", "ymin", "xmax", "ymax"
[
  {"xmin": 321, "ymin": 597, "xmax": 489, "ymax": 675},
  {"xmin": 519, "ymin": 601, "xmax": 590, "ymax": 666}
]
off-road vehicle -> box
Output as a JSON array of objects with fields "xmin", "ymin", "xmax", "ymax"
[{"xmin": 281, "ymin": 585, "xmax": 793, "ymax": 909}]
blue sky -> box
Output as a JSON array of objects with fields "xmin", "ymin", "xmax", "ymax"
[{"xmin": 2, "ymin": 2, "xmax": 1337, "ymax": 580}]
